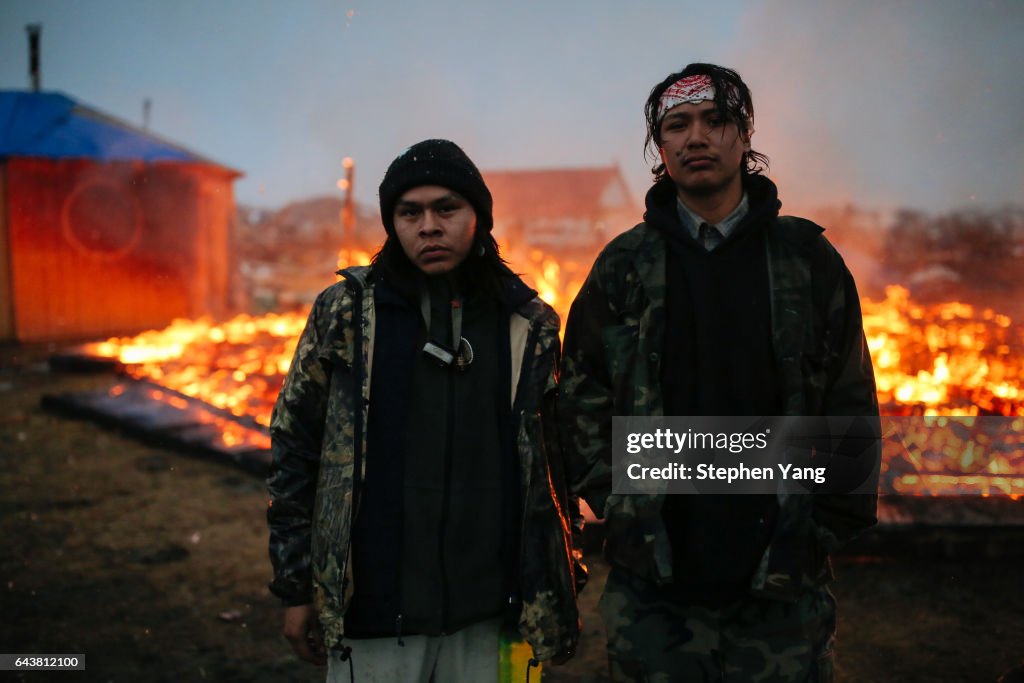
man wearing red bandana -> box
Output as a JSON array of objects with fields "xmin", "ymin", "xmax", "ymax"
[{"xmin": 559, "ymin": 63, "xmax": 880, "ymax": 681}]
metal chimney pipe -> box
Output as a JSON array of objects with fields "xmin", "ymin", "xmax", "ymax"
[
  {"xmin": 27, "ymin": 24, "xmax": 42, "ymax": 92},
  {"xmin": 341, "ymin": 157, "xmax": 356, "ymax": 243}
]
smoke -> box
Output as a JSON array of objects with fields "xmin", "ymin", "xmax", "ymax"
[{"xmin": 732, "ymin": 0, "xmax": 1024, "ymax": 214}]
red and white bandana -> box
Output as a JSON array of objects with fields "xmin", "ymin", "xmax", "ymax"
[{"xmin": 657, "ymin": 74, "xmax": 749, "ymax": 124}]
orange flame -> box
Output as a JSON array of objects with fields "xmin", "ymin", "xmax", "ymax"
[
  {"xmin": 863, "ymin": 285, "xmax": 1022, "ymax": 416},
  {"xmin": 336, "ymin": 248, "xmax": 372, "ymax": 274},
  {"xmin": 86, "ymin": 258, "xmax": 1022, "ymax": 494},
  {"xmin": 85, "ymin": 311, "xmax": 308, "ymax": 450}
]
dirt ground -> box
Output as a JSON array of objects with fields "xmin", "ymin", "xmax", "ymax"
[{"xmin": 2, "ymin": 346, "xmax": 1023, "ymax": 683}]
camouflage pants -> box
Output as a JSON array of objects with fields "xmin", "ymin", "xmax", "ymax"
[{"xmin": 599, "ymin": 568, "xmax": 835, "ymax": 683}]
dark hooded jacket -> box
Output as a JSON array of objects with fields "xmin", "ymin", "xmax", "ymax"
[
  {"xmin": 559, "ymin": 174, "xmax": 879, "ymax": 599},
  {"xmin": 267, "ymin": 264, "xmax": 579, "ymax": 659}
]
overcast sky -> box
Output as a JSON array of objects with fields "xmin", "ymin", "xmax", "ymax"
[{"xmin": 2, "ymin": 0, "xmax": 1021, "ymax": 215}]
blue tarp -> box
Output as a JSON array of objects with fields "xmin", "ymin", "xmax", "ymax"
[{"xmin": 0, "ymin": 90, "xmax": 236, "ymax": 171}]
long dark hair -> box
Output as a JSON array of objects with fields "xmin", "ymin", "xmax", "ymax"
[{"xmin": 643, "ymin": 63, "xmax": 769, "ymax": 183}]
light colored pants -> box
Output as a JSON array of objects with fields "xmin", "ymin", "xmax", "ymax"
[{"xmin": 326, "ymin": 617, "xmax": 501, "ymax": 683}]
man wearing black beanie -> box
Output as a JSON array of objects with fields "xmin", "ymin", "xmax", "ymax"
[
  {"xmin": 268, "ymin": 139, "xmax": 580, "ymax": 681},
  {"xmin": 378, "ymin": 139, "xmax": 495, "ymax": 236}
]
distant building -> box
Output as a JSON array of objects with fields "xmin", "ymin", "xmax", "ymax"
[
  {"xmin": 0, "ymin": 91, "xmax": 241, "ymax": 342},
  {"xmin": 483, "ymin": 166, "xmax": 638, "ymax": 254}
]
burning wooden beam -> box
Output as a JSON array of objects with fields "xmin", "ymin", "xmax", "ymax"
[{"xmin": 41, "ymin": 378, "xmax": 270, "ymax": 476}]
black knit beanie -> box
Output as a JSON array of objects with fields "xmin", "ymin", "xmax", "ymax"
[{"xmin": 378, "ymin": 139, "xmax": 493, "ymax": 236}]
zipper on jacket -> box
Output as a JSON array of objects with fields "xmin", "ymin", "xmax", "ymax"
[{"xmin": 395, "ymin": 613, "xmax": 405, "ymax": 646}]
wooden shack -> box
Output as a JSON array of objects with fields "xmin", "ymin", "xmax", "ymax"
[{"xmin": 0, "ymin": 91, "xmax": 242, "ymax": 342}]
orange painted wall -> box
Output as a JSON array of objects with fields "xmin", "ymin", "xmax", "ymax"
[
  {"xmin": 0, "ymin": 165, "xmax": 14, "ymax": 340},
  {"xmin": 2, "ymin": 158, "xmax": 236, "ymax": 342}
]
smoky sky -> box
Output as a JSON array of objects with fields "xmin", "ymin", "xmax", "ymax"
[
  {"xmin": 1, "ymin": 0, "xmax": 1020, "ymax": 214},
  {"xmin": 734, "ymin": 0, "xmax": 1024, "ymax": 213}
]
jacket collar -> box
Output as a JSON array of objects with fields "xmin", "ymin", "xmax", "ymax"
[
  {"xmin": 643, "ymin": 173, "xmax": 783, "ymax": 244},
  {"xmin": 340, "ymin": 263, "xmax": 541, "ymax": 317}
]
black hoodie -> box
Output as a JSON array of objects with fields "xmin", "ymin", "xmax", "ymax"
[
  {"xmin": 345, "ymin": 262, "xmax": 535, "ymax": 637},
  {"xmin": 650, "ymin": 174, "xmax": 784, "ymax": 605}
]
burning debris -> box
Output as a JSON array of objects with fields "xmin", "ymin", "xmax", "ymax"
[
  {"xmin": 82, "ymin": 311, "xmax": 307, "ymax": 430},
  {"xmin": 44, "ymin": 312, "xmax": 307, "ymax": 465},
  {"xmin": 42, "ymin": 248, "xmax": 1024, "ymax": 497},
  {"xmin": 865, "ymin": 285, "xmax": 1021, "ymax": 416},
  {"xmin": 41, "ymin": 380, "xmax": 271, "ymax": 473}
]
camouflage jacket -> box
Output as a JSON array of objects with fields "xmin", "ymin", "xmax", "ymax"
[
  {"xmin": 559, "ymin": 203, "xmax": 879, "ymax": 601},
  {"xmin": 267, "ymin": 266, "xmax": 579, "ymax": 660}
]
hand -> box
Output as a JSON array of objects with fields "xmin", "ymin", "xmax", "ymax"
[
  {"xmin": 282, "ymin": 604, "xmax": 327, "ymax": 666},
  {"xmin": 572, "ymin": 549, "xmax": 590, "ymax": 594}
]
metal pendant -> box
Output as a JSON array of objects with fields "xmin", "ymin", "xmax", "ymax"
[{"xmin": 454, "ymin": 337, "xmax": 474, "ymax": 371}]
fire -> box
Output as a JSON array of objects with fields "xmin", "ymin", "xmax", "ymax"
[
  {"xmin": 84, "ymin": 250, "xmax": 373, "ymax": 450},
  {"xmin": 336, "ymin": 248, "xmax": 372, "ymax": 273},
  {"xmin": 522, "ymin": 248, "xmax": 586, "ymax": 325},
  {"xmin": 82, "ymin": 248, "xmax": 582, "ymax": 449},
  {"xmin": 83, "ymin": 311, "xmax": 307, "ymax": 449},
  {"xmin": 862, "ymin": 285, "xmax": 1024, "ymax": 497},
  {"xmin": 882, "ymin": 415, "xmax": 1024, "ymax": 497},
  {"xmin": 84, "ymin": 260, "xmax": 1022, "ymax": 495},
  {"xmin": 863, "ymin": 285, "xmax": 1022, "ymax": 416},
  {"xmin": 497, "ymin": 240, "xmax": 587, "ymax": 326}
]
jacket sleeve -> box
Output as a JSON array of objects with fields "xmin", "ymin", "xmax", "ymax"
[
  {"xmin": 813, "ymin": 244, "xmax": 880, "ymax": 551},
  {"xmin": 519, "ymin": 309, "xmax": 581, "ymax": 661},
  {"xmin": 266, "ymin": 293, "xmax": 332, "ymax": 606},
  {"xmin": 544, "ymin": 387, "xmax": 589, "ymax": 595},
  {"xmin": 557, "ymin": 256, "xmax": 620, "ymax": 519}
]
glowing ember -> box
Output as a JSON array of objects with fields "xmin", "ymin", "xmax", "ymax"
[
  {"xmin": 863, "ymin": 285, "xmax": 1023, "ymax": 417},
  {"xmin": 882, "ymin": 416, "xmax": 1024, "ymax": 497},
  {"xmin": 84, "ymin": 312, "xmax": 307, "ymax": 449},
  {"xmin": 862, "ymin": 285, "xmax": 1024, "ymax": 497},
  {"xmin": 84, "ymin": 260, "xmax": 1022, "ymax": 496}
]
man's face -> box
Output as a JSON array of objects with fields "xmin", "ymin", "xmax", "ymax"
[
  {"xmin": 658, "ymin": 100, "xmax": 750, "ymax": 200},
  {"xmin": 393, "ymin": 185, "xmax": 477, "ymax": 275}
]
